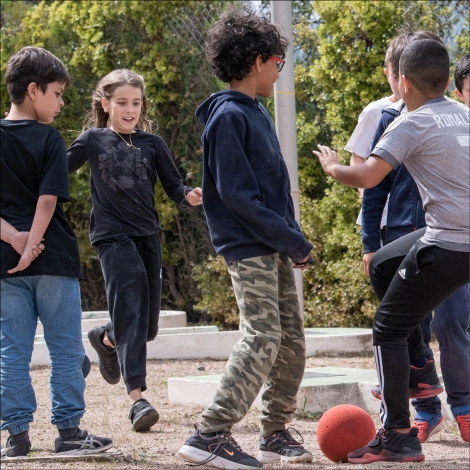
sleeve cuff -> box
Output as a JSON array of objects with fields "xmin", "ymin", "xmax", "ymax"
[{"xmin": 371, "ymin": 147, "xmax": 400, "ymax": 170}]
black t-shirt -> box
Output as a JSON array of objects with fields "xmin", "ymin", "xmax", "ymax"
[
  {"xmin": 67, "ymin": 128, "xmax": 191, "ymax": 244},
  {"xmin": 0, "ymin": 120, "xmax": 82, "ymax": 279}
]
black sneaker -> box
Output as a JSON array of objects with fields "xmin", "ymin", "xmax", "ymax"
[
  {"xmin": 177, "ymin": 425, "xmax": 263, "ymax": 469},
  {"xmin": 348, "ymin": 428, "xmax": 424, "ymax": 464},
  {"xmin": 258, "ymin": 428, "xmax": 313, "ymax": 464},
  {"xmin": 129, "ymin": 398, "xmax": 159, "ymax": 432},
  {"xmin": 54, "ymin": 429, "xmax": 113, "ymax": 455},
  {"xmin": 87, "ymin": 326, "xmax": 120, "ymax": 385},
  {"xmin": 1, "ymin": 436, "xmax": 31, "ymax": 458},
  {"xmin": 371, "ymin": 360, "xmax": 443, "ymax": 400}
]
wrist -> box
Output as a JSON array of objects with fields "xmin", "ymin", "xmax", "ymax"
[{"xmin": 330, "ymin": 164, "xmax": 339, "ymax": 179}]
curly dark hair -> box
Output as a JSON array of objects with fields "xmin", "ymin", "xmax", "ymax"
[{"xmin": 205, "ymin": 3, "xmax": 289, "ymax": 83}]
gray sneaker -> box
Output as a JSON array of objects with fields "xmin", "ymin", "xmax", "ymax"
[
  {"xmin": 87, "ymin": 326, "xmax": 120, "ymax": 384},
  {"xmin": 54, "ymin": 429, "xmax": 113, "ymax": 455}
]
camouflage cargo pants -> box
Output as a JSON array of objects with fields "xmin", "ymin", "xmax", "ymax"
[{"xmin": 200, "ymin": 254, "xmax": 306, "ymax": 437}]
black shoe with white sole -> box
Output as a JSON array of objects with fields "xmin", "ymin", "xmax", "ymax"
[
  {"xmin": 258, "ymin": 428, "xmax": 313, "ymax": 464},
  {"xmin": 178, "ymin": 425, "xmax": 263, "ymax": 469}
]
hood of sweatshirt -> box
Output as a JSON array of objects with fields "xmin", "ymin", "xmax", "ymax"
[
  {"xmin": 382, "ymin": 99, "xmax": 406, "ymax": 118},
  {"xmin": 196, "ymin": 90, "xmax": 259, "ymax": 127}
]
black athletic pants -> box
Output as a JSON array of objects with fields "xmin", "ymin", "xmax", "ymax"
[
  {"xmin": 369, "ymin": 228, "xmax": 469, "ymax": 429},
  {"xmin": 96, "ymin": 234, "xmax": 162, "ymax": 393}
]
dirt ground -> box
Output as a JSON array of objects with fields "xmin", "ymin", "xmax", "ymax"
[{"xmin": 1, "ymin": 343, "xmax": 469, "ymax": 469}]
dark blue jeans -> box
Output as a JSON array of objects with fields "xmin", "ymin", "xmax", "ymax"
[
  {"xmin": 369, "ymin": 228, "xmax": 470, "ymax": 429},
  {"xmin": 96, "ymin": 234, "xmax": 162, "ymax": 393}
]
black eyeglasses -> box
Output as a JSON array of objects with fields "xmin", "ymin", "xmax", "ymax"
[{"xmin": 268, "ymin": 56, "xmax": 286, "ymax": 72}]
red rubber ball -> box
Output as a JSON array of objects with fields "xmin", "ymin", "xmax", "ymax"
[{"xmin": 317, "ymin": 404, "xmax": 376, "ymax": 463}]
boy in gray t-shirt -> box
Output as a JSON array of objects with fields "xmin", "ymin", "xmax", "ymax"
[
  {"xmin": 314, "ymin": 39, "xmax": 469, "ymax": 463},
  {"xmin": 374, "ymin": 97, "xmax": 469, "ymax": 249}
]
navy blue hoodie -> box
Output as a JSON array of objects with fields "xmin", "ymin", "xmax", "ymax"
[
  {"xmin": 362, "ymin": 101, "xmax": 425, "ymax": 253},
  {"xmin": 196, "ymin": 90, "xmax": 312, "ymax": 264}
]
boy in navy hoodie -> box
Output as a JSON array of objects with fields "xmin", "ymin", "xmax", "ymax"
[{"xmin": 177, "ymin": 5, "xmax": 313, "ymax": 469}]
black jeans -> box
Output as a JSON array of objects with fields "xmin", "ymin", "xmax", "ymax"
[
  {"xmin": 96, "ymin": 234, "xmax": 162, "ymax": 393},
  {"xmin": 369, "ymin": 228, "xmax": 470, "ymax": 429}
]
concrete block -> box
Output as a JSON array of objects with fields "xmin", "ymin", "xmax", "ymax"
[
  {"xmin": 168, "ymin": 367, "xmax": 381, "ymax": 412},
  {"xmin": 35, "ymin": 309, "xmax": 187, "ymax": 335},
  {"xmin": 168, "ymin": 366, "xmax": 451, "ymax": 420}
]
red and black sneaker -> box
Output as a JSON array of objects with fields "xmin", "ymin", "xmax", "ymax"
[
  {"xmin": 348, "ymin": 427, "xmax": 424, "ymax": 464},
  {"xmin": 371, "ymin": 360, "xmax": 443, "ymax": 400},
  {"xmin": 456, "ymin": 413, "xmax": 470, "ymax": 443},
  {"xmin": 412, "ymin": 416, "xmax": 445, "ymax": 443}
]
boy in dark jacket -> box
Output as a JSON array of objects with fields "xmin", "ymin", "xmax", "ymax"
[
  {"xmin": 177, "ymin": 5, "xmax": 313, "ymax": 469},
  {"xmin": 363, "ymin": 47, "xmax": 470, "ymax": 444},
  {"xmin": 314, "ymin": 39, "xmax": 469, "ymax": 463}
]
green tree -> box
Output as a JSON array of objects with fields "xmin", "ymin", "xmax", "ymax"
[
  {"xmin": 294, "ymin": 0, "xmax": 468, "ymax": 326},
  {"xmin": 2, "ymin": 1, "xmax": 467, "ymax": 327},
  {"xmin": 1, "ymin": 0, "xmax": 232, "ymax": 317}
]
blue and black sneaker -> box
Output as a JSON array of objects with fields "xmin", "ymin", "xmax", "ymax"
[
  {"xmin": 258, "ymin": 428, "xmax": 313, "ymax": 464},
  {"xmin": 178, "ymin": 424, "xmax": 262, "ymax": 469}
]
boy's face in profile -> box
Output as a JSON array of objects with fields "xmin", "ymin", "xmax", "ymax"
[
  {"xmin": 256, "ymin": 55, "xmax": 281, "ymax": 98},
  {"xmin": 33, "ymin": 81, "xmax": 65, "ymax": 124},
  {"xmin": 455, "ymin": 76, "xmax": 470, "ymax": 107},
  {"xmin": 384, "ymin": 63, "xmax": 401, "ymax": 101}
]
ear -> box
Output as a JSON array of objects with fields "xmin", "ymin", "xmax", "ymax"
[
  {"xmin": 383, "ymin": 68, "xmax": 388, "ymax": 77},
  {"xmin": 254, "ymin": 55, "xmax": 263, "ymax": 73},
  {"xmin": 401, "ymin": 75, "xmax": 411, "ymax": 94},
  {"xmin": 101, "ymin": 97, "xmax": 109, "ymax": 113},
  {"xmin": 27, "ymin": 82, "xmax": 38, "ymax": 101},
  {"xmin": 454, "ymin": 88, "xmax": 464, "ymax": 101}
]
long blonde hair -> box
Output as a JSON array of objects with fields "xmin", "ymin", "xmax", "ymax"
[{"xmin": 82, "ymin": 69, "xmax": 153, "ymax": 132}]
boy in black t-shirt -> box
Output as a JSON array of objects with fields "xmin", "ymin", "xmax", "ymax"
[{"xmin": 0, "ymin": 47, "xmax": 112, "ymax": 457}]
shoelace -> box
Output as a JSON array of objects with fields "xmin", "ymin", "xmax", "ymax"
[
  {"xmin": 189, "ymin": 424, "xmax": 245, "ymax": 467},
  {"xmin": 273, "ymin": 427, "xmax": 305, "ymax": 445},
  {"xmin": 376, "ymin": 428, "xmax": 387, "ymax": 438},
  {"xmin": 368, "ymin": 427, "xmax": 387, "ymax": 445}
]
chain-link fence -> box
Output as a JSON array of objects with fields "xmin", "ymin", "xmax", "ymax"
[{"xmin": 165, "ymin": 1, "xmax": 236, "ymax": 52}]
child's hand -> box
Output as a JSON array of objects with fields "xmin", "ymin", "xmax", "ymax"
[
  {"xmin": 363, "ymin": 252, "xmax": 375, "ymax": 276},
  {"xmin": 186, "ymin": 187, "xmax": 203, "ymax": 206},
  {"xmin": 10, "ymin": 231, "xmax": 45, "ymax": 258},
  {"xmin": 312, "ymin": 145, "xmax": 340, "ymax": 178},
  {"xmin": 293, "ymin": 254, "xmax": 313, "ymax": 271},
  {"xmin": 7, "ymin": 247, "xmax": 35, "ymax": 274}
]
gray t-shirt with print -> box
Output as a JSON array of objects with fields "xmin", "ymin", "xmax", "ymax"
[{"xmin": 372, "ymin": 97, "xmax": 469, "ymax": 251}]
